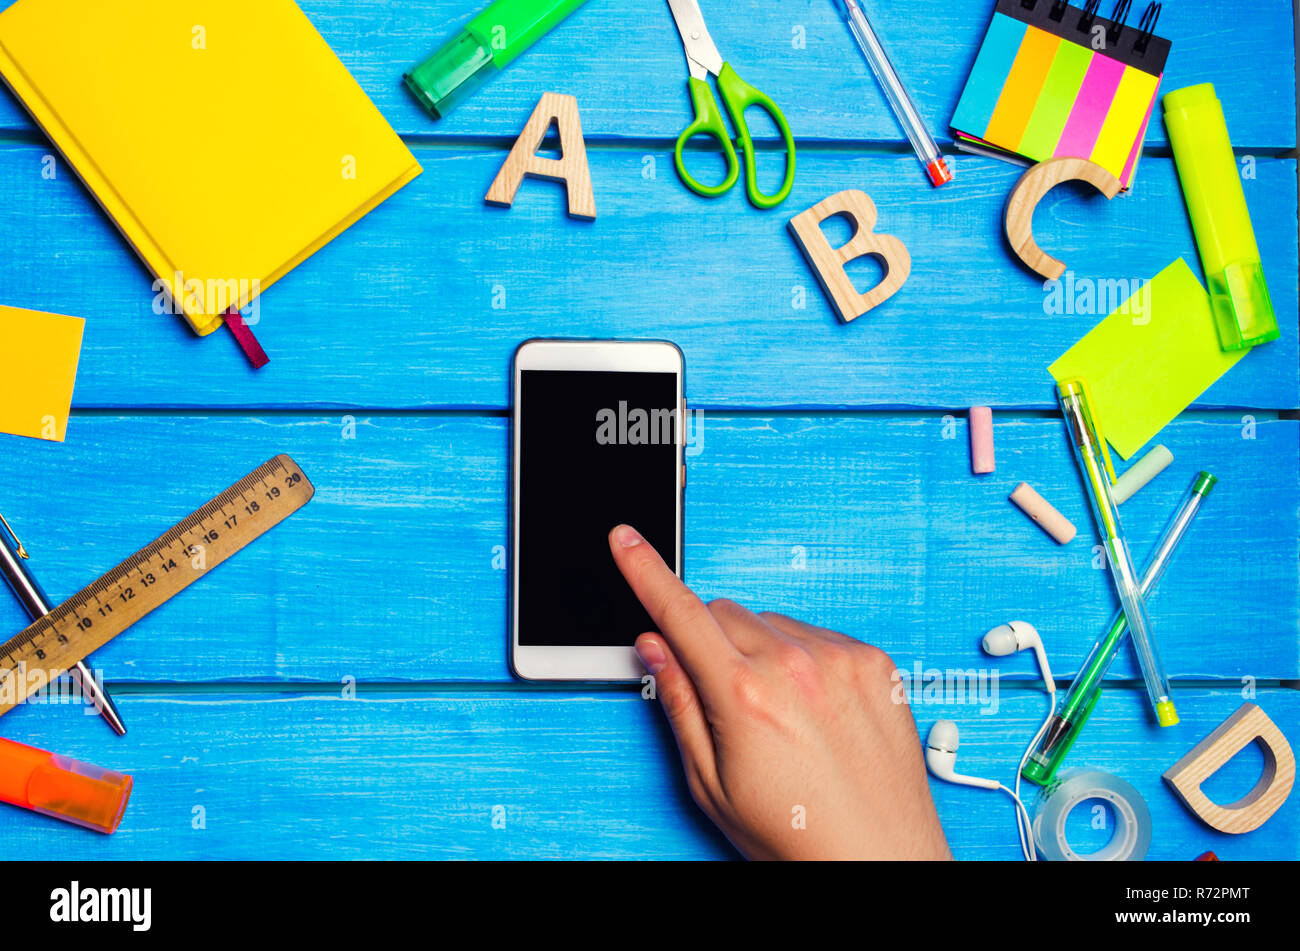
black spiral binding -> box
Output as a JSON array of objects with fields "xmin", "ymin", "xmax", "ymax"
[
  {"xmin": 1135, "ymin": 2, "xmax": 1163, "ymax": 54},
  {"xmin": 1078, "ymin": 0, "xmax": 1101, "ymax": 34},
  {"xmin": 1108, "ymin": 0, "xmax": 1133, "ymax": 43},
  {"xmin": 1010, "ymin": 0, "xmax": 1170, "ymax": 72}
]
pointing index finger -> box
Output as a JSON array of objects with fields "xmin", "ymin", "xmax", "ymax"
[{"xmin": 608, "ymin": 525, "xmax": 739, "ymax": 691}]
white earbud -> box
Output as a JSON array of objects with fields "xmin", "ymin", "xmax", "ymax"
[
  {"xmin": 924, "ymin": 720, "xmax": 1000, "ymax": 790},
  {"xmin": 982, "ymin": 620, "xmax": 1054, "ymax": 693}
]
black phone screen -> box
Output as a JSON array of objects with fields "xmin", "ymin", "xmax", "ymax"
[{"xmin": 516, "ymin": 369, "xmax": 679, "ymax": 647}]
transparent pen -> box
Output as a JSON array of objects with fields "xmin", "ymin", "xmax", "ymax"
[
  {"xmin": 835, "ymin": 0, "xmax": 953, "ymax": 187},
  {"xmin": 1057, "ymin": 379, "xmax": 1178, "ymax": 727}
]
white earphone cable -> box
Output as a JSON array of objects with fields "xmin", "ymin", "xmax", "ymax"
[
  {"xmin": 1008, "ymin": 693, "xmax": 1057, "ymax": 860},
  {"xmin": 996, "ymin": 782, "xmax": 1035, "ymax": 860}
]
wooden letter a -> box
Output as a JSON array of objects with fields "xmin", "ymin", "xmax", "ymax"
[{"xmin": 485, "ymin": 92, "xmax": 596, "ymax": 220}]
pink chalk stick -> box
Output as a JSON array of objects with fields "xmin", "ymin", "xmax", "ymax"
[
  {"xmin": 969, "ymin": 407, "xmax": 995, "ymax": 474},
  {"xmin": 1010, "ymin": 483, "xmax": 1076, "ymax": 545}
]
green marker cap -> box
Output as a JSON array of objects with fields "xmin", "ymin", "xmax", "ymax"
[
  {"xmin": 1193, "ymin": 471, "xmax": 1217, "ymax": 497},
  {"xmin": 404, "ymin": 0, "xmax": 590, "ymax": 120},
  {"xmin": 404, "ymin": 29, "xmax": 496, "ymax": 119}
]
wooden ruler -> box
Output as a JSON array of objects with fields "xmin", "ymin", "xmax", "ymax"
[{"xmin": 0, "ymin": 454, "xmax": 314, "ymax": 718}]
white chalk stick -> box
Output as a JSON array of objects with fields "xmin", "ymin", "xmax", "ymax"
[
  {"xmin": 1010, "ymin": 482, "xmax": 1077, "ymax": 544},
  {"xmin": 969, "ymin": 407, "xmax": 995, "ymax": 474},
  {"xmin": 1111, "ymin": 444, "xmax": 1174, "ymax": 505}
]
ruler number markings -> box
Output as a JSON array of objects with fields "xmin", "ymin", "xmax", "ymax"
[{"xmin": 0, "ymin": 456, "xmax": 313, "ymax": 715}]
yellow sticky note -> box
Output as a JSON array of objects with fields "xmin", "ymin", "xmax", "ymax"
[
  {"xmin": 1089, "ymin": 66, "xmax": 1159, "ymax": 181},
  {"xmin": 1049, "ymin": 259, "xmax": 1249, "ymax": 460},
  {"xmin": 0, "ymin": 304, "xmax": 85, "ymax": 442}
]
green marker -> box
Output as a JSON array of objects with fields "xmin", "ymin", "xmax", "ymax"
[
  {"xmin": 1164, "ymin": 83, "xmax": 1279, "ymax": 352},
  {"xmin": 404, "ymin": 0, "xmax": 590, "ymax": 119},
  {"xmin": 1024, "ymin": 472, "xmax": 1216, "ymax": 786}
]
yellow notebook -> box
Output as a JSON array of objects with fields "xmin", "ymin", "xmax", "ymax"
[{"xmin": 0, "ymin": 0, "xmax": 421, "ymax": 336}]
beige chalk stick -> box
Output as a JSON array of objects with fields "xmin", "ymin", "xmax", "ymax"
[{"xmin": 1010, "ymin": 482, "xmax": 1076, "ymax": 544}]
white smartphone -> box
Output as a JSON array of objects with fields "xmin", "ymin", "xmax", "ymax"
[{"xmin": 511, "ymin": 339, "xmax": 685, "ymax": 682}]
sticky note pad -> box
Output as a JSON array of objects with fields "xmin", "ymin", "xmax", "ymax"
[
  {"xmin": 951, "ymin": 0, "xmax": 1171, "ymax": 190},
  {"xmin": 1049, "ymin": 259, "xmax": 1249, "ymax": 460},
  {"xmin": 0, "ymin": 304, "xmax": 84, "ymax": 442}
]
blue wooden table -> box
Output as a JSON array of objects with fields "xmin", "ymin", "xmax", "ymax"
[{"xmin": 0, "ymin": 0, "xmax": 1296, "ymax": 860}]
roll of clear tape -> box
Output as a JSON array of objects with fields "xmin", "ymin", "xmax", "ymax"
[{"xmin": 1032, "ymin": 768, "xmax": 1152, "ymax": 861}]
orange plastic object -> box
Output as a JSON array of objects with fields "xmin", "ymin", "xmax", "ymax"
[{"xmin": 0, "ymin": 737, "xmax": 132, "ymax": 834}]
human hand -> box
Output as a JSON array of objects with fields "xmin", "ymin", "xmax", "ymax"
[{"xmin": 609, "ymin": 524, "xmax": 951, "ymax": 861}]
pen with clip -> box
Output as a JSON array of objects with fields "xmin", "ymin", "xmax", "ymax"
[
  {"xmin": 835, "ymin": 0, "xmax": 953, "ymax": 187},
  {"xmin": 1057, "ymin": 379, "xmax": 1178, "ymax": 729},
  {"xmin": 1024, "ymin": 471, "xmax": 1215, "ymax": 785},
  {"xmin": 0, "ymin": 511, "xmax": 127, "ymax": 735}
]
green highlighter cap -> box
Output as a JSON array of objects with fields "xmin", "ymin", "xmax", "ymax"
[
  {"xmin": 404, "ymin": 0, "xmax": 590, "ymax": 119},
  {"xmin": 1163, "ymin": 84, "xmax": 1280, "ymax": 352}
]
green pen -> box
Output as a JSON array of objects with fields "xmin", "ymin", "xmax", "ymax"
[
  {"xmin": 404, "ymin": 0, "xmax": 591, "ymax": 119},
  {"xmin": 1023, "ymin": 472, "xmax": 1216, "ymax": 786}
]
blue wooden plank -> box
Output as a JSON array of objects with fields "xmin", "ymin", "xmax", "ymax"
[
  {"xmin": 0, "ymin": 1, "xmax": 1293, "ymax": 147},
  {"xmin": 0, "ymin": 414, "xmax": 1293, "ymax": 684},
  {"xmin": 0, "ymin": 685, "xmax": 1293, "ymax": 859},
  {"xmin": 1, "ymin": 144, "xmax": 1295, "ymax": 411}
]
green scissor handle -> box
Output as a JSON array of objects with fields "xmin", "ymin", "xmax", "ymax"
[
  {"xmin": 674, "ymin": 64, "xmax": 796, "ymax": 209},
  {"xmin": 714, "ymin": 63, "xmax": 796, "ymax": 210},
  {"xmin": 674, "ymin": 76, "xmax": 741, "ymax": 198}
]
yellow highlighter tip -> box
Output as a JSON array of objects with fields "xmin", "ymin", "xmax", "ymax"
[{"xmin": 1157, "ymin": 700, "xmax": 1180, "ymax": 727}]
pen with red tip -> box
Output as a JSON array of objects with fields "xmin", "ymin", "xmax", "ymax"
[{"xmin": 836, "ymin": 0, "xmax": 953, "ymax": 187}]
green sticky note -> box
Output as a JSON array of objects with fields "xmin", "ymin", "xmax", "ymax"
[
  {"xmin": 1048, "ymin": 259, "xmax": 1251, "ymax": 459},
  {"xmin": 1018, "ymin": 39, "xmax": 1092, "ymax": 161}
]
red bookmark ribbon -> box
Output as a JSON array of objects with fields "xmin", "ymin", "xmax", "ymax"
[{"xmin": 223, "ymin": 307, "xmax": 269, "ymax": 369}]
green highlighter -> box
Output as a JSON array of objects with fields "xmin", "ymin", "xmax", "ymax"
[
  {"xmin": 405, "ymin": 0, "xmax": 590, "ymax": 118},
  {"xmin": 1164, "ymin": 83, "xmax": 1280, "ymax": 352}
]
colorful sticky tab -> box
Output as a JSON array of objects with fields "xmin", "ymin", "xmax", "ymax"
[
  {"xmin": 1091, "ymin": 66, "xmax": 1160, "ymax": 177},
  {"xmin": 984, "ymin": 26, "xmax": 1062, "ymax": 148},
  {"xmin": 950, "ymin": 12, "xmax": 1027, "ymax": 136},
  {"xmin": 0, "ymin": 304, "xmax": 85, "ymax": 442}
]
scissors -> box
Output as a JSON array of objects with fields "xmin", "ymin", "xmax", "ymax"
[{"xmin": 667, "ymin": 0, "xmax": 796, "ymax": 209}]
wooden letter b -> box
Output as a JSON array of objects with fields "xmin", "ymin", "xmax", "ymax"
[{"xmin": 788, "ymin": 189, "xmax": 910, "ymax": 323}]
